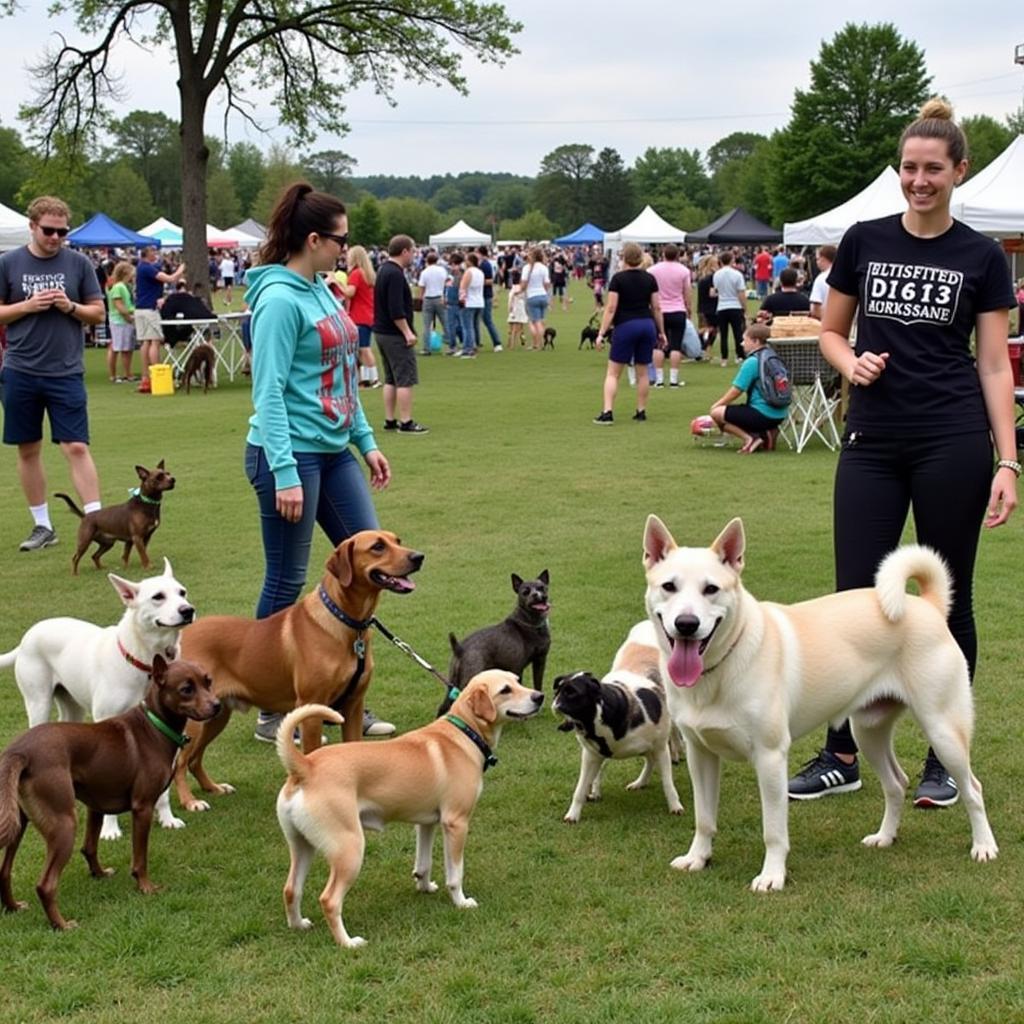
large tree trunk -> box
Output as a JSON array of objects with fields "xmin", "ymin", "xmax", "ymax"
[{"xmin": 178, "ymin": 72, "xmax": 210, "ymax": 300}]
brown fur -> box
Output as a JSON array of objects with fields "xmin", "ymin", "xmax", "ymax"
[
  {"xmin": 182, "ymin": 343, "xmax": 216, "ymax": 394},
  {"xmin": 174, "ymin": 529, "xmax": 423, "ymax": 813},
  {"xmin": 56, "ymin": 460, "xmax": 175, "ymax": 574},
  {"xmin": 0, "ymin": 657, "xmax": 220, "ymax": 930}
]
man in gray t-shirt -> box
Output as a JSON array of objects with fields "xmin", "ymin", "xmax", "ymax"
[{"xmin": 0, "ymin": 195, "xmax": 106, "ymax": 552}]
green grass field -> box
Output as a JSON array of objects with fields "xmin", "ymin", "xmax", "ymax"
[{"xmin": 0, "ymin": 279, "xmax": 1021, "ymax": 1023}]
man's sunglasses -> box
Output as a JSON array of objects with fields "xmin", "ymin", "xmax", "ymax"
[
  {"xmin": 39, "ymin": 226, "xmax": 70, "ymax": 238},
  {"xmin": 319, "ymin": 231, "xmax": 348, "ymax": 247}
]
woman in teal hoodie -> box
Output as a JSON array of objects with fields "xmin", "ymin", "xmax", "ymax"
[{"xmin": 245, "ymin": 183, "xmax": 393, "ymax": 739}]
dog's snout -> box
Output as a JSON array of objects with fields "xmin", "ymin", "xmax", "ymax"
[
  {"xmin": 409, "ymin": 552, "xmax": 425, "ymax": 570},
  {"xmin": 531, "ymin": 691, "xmax": 544, "ymax": 705},
  {"xmin": 674, "ymin": 614, "xmax": 700, "ymax": 637},
  {"xmin": 180, "ymin": 606, "xmax": 196, "ymax": 624},
  {"xmin": 211, "ymin": 699, "xmax": 222, "ymax": 715}
]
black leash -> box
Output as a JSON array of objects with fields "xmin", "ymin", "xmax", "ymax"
[{"xmin": 369, "ymin": 616, "xmax": 461, "ymax": 704}]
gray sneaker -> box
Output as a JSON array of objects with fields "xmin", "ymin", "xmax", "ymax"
[
  {"xmin": 253, "ymin": 713, "xmax": 283, "ymax": 744},
  {"xmin": 363, "ymin": 708, "xmax": 395, "ymax": 737},
  {"xmin": 913, "ymin": 752, "xmax": 959, "ymax": 808},
  {"xmin": 20, "ymin": 525, "xmax": 58, "ymax": 552}
]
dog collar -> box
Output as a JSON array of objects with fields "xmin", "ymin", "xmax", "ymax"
[
  {"xmin": 445, "ymin": 714, "xmax": 497, "ymax": 771},
  {"xmin": 128, "ymin": 487, "xmax": 162, "ymax": 505},
  {"xmin": 118, "ymin": 638, "xmax": 152, "ymax": 675},
  {"xmin": 142, "ymin": 705, "xmax": 190, "ymax": 748},
  {"xmin": 319, "ymin": 585, "xmax": 374, "ymax": 654}
]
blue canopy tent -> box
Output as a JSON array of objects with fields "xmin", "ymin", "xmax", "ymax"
[
  {"xmin": 553, "ymin": 222, "xmax": 605, "ymax": 246},
  {"xmin": 68, "ymin": 213, "xmax": 161, "ymax": 248}
]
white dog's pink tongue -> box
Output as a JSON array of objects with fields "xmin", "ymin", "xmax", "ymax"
[{"xmin": 668, "ymin": 639, "xmax": 703, "ymax": 687}]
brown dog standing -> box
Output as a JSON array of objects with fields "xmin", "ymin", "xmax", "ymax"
[
  {"xmin": 174, "ymin": 529, "xmax": 423, "ymax": 813},
  {"xmin": 182, "ymin": 342, "xmax": 216, "ymax": 393},
  {"xmin": 56, "ymin": 460, "xmax": 176, "ymax": 574},
  {"xmin": 0, "ymin": 656, "xmax": 221, "ymax": 930}
]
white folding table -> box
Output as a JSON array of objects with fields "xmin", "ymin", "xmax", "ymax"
[
  {"xmin": 160, "ymin": 314, "xmax": 248, "ymax": 384},
  {"xmin": 769, "ymin": 337, "xmax": 842, "ymax": 453}
]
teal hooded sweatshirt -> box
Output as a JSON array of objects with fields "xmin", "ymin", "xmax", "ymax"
[{"xmin": 245, "ymin": 264, "xmax": 377, "ymax": 490}]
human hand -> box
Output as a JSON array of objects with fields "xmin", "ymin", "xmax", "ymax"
[
  {"xmin": 849, "ymin": 351, "xmax": 889, "ymax": 386},
  {"xmin": 365, "ymin": 450, "xmax": 391, "ymax": 491},
  {"xmin": 275, "ymin": 485, "xmax": 304, "ymax": 523},
  {"xmin": 51, "ymin": 289, "xmax": 74, "ymax": 314},
  {"xmin": 985, "ymin": 469, "xmax": 1018, "ymax": 528},
  {"xmin": 405, "ymin": 333, "xmax": 417, "ymax": 348},
  {"xmin": 595, "ymin": 335, "xmax": 604, "ymax": 350},
  {"xmin": 24, "ymin": 289, "xmax": 57, "ymax": 313}
]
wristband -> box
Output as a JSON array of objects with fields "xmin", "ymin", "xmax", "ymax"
[{"xmin": 996, "ymin": 459, "xmax": 1021, "ymax": 477}]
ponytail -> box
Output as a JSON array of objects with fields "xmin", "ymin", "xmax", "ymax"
[{"xmin": 258, "ymin": 182, "xmax": 346, "ymax": 265}]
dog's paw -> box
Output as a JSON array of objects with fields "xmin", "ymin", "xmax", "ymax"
[
  {"xmin": 208, "ymin": 782, "xmax": 235, "ymax": 796},
  {"xmin": 136, "ymin": 880, "xmax": 163, "ymax": 895},
  {"xmin": 625, "ymin": 780, "xmax": 648, "ymax": 792},
  {"xmin": 342, "ymin": 935, "xmax": 367, "ymax": 949},
  {"xmin": 750, "ymin": 871, "xmax": 786, "ymax": 893},
  {"xmin": 670, "ymin": 852, "xmax": 709, "ymax": 873},
  {"xmin": 184, "ymin": 799, "xmax": 211, "ymax": 813},
  {"xmin": 292, "ymin": 917, "xmax": 313, "ymax": 931},
  {"xmin": 861, "ymin": 831, "xmax": 896, "ymax": 849},
  {"xmin": 562, "ymin": 811, "xmax": 581, "ymax": 824},
  {"xmin": 455, "ymin": 897, "xmax": 478, "ymax": 910},
  {"xmin": 415, "ymin": 879, "xmax": 439, "ymax": 894},
  {"xmin": 159, "ymin": 814, "xmax": 187, "ymax": 830},
  {"xmin": 585, "ymin": 792, "xmax": 601, "ymax": 802},
  {"xmin": 99, "ymin": 824, "xmax": 123, "ymax": 842},
  {"xmin": 971, "ymin": 841, "xmax": 999, "ymax": 863},
  {"xmin": 667, "ymin": 802, "xmax": 685, "ymax": 816},
  {"xmin": 3, "ymin": 900, "xmax": 29, "ymax": 913}
]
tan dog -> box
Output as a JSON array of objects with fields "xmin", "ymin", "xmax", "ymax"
[
  {"xmin": 173, "ymin": 529, "xmax": 423, "ymax": 813},
  {"xmin": 275, "ymin": 670, "xmax": 544, "ymax": 947},
  {"xmin": 643, "ymin": 515, "xmax": 997, "ymax": 893}
]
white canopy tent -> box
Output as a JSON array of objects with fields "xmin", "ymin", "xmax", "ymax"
[
  {"xmin": 138, "ymin": 216, "xmax": 183, "ymax": 247},
  {"xmin": 428, "ymin": 219, "xmax": 490, "ymax": 248},
  {"xmin": 603, "ymin": 205, "xmax": 686, "ymax": 248},
  {"xmin": 0, "ymin": 201, "xmax": 31, "ymax": 251},
  {"xmin": 219, "ymin": 226, "xmax": 262, "ymax": 248},
  {"xmin": 952, "ymin": 135, "xmax": 1024, "ymax": 238},
  {"xmin": 783, "ymin": 167, "xmax": 905, "ymax": 245}
]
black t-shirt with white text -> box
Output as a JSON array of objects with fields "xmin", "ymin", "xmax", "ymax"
[
  {"xmin": 829, "ymin": 215, "xmax": 1014, "ymax": 435},
  {"xmin": 609, "ymin": 269, "xmax": 658, "ymax": 325}
]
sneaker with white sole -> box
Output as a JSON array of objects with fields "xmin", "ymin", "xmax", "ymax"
[
  {"xmin": 253, "ymin": 713, "xmax": 282, "ymax": 743},
  {"xmin": 913, "ymin": 751, "xmax": 959, "ymax": 808},
  {"xmin": 362, "ymin": 708, "xmax": 395, "ymax": 737},
  {"xmin": 19, "ymin": 525, "xmax": 58, "ymax": 552},
  {"xmin": 788, "ymin": 749, "xmax": 862, "ymax": 800}
]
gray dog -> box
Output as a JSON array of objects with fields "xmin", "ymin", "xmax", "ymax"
[{"xmin": 437, "ymin": 571, "xmax": 551, "ymax": 716}]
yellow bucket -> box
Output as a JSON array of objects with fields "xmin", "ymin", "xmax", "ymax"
[{"xmin": 150, "ymin": 363, "xmax": 174, "ymax": 397}]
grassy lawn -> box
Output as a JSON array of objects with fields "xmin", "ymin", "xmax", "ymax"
[{"xmin": 0, "ymin": 278, "xmax": 1020, "ymax": 1023}]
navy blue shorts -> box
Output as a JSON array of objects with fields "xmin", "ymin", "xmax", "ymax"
[
  {"xmin": 609, "ymin": 318, "xmax": 656, "ymax": 366},
  {"xmin": 0, "ymin": 368, "xmax": 90, "ymax": 445}
]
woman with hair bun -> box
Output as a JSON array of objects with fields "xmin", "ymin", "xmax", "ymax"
[
  {"xmin": 789, "ymin": 99, "xmax": 1018, "ymax": 805},
  {"xmin": 245, "ymin": 182, "xmax": 395, "ymax": 741}
]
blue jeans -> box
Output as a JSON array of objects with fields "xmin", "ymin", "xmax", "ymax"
[
  {"xmin": 445, "ymin": 304, "xmax": 463, "ymax": 351},
  {"xmin": 459, "ymin": 306, "xmax": 481, "ymax": 353},
  {"xmin": 244, "ymin": 444, "xmax": 379, "ymax": 618},
  {"xmin": 480, "ymin": 297, "xmax": 501, "ymax": 347}
]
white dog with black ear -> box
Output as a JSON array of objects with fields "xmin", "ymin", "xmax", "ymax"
[
  {"xmin": 642, "ymin": 514, "xmax": 997, "ymax": 893},
  {"xmin": 0, "ymin": 558, "xmax": 196, "ymax": 837},
  {"xmin": 554, "ymin": 621, "xmax": 682, "ymax": 823}
]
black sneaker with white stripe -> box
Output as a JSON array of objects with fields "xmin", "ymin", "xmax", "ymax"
[
  {"xmin": 913, "ymin": 751, "xmax": 959, "ymax": 808},
  {"xmin": 788, "ymin": 749, "xmax": 862, "ymax": 800}
]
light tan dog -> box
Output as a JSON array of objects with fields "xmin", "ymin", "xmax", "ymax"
[
  {"xmin": 173, "ymin": 529, "xmax": 423, "ymax": 813},
  {"xmin": 275, "ymin": 670, "xmax": 544, "ymax": 948},
  {"xmin": 643, "ymin": 515, "xmax": 997, "ymax": 893}
]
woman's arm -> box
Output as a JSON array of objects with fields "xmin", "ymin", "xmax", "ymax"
[
  {"xmin": 975, "ymin": 308, "xmax": 1018, "ymax": 527},
  {"xmin": 711, "ymin": 385, "xmax": 743, "ymax": 410},
  {"xmin": 459, "ymin": 268, "xmax": 472, "ymax": 301},
  {"xmin": 649, "ymin": 291, "xmax": 666, "ymax": 341},
  {"xmin": 595, "ymin": 292, "xmax": 619, "ymax": 348},
  {"xmin": 819, "ymin": 289, "xmax": 889, "ymax": 385}
]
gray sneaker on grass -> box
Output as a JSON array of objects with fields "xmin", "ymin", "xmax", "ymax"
[{"xmin": 20, "ymin": 526, "xmax": 58, "ymax": 552}]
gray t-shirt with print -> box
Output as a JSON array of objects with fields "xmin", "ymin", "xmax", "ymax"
[{"xmin": 0, "ymin": 246, "xmax": 103, "ymax": 376}]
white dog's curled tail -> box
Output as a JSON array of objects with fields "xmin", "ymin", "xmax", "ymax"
[
  {"xmin": 874, "ymin": 545, "xmax": 952, "ymax": 622},
  {"xmin": 0, "ymin": 647, "xmax": 19, "ymax": 671},
  {"xmin": 276, "ymin": 704, "xmax": 345, "ymax": 781}
]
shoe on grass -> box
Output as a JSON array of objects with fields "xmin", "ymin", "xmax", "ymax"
[
  {"xmin": 913, "ymin": 751, "xmax": 959, "ymax": 808},
  {"xmin": 362, "ymin": 708, "xmax": 395, "ymax": 737},
  {"xmin": 20, "ymin": 525, "xmax": 58, "ymax": 552},
  {"xmin": 253, "ymin": 713, "xmax": 282, "ymax": 744},
  {"xmin": 593, "ymin": 410, "xmax": 613, "ymax": 425},
  {"xmin": 788, "ymin": 749, "xmax": 861, "ymax": 800},
  {"xmin": 632, "ymin": 409, "xmax": 647, "ymax": 422},
  {"xmin": 383, "ymin": 419, "xmax": 399, "ymax": 431},
  {"xmin": 399, "ymin": 420, "xmax": 429, "ymax": 434}
]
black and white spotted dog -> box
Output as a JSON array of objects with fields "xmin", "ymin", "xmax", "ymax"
[{"xmin": 553, "ymin": 620, "xmax": 683, "ymax": 823}]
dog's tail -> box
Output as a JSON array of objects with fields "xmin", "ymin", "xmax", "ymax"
[
  {"xmin": 0, "ymin": 752, "xmax": 28, "ymax": 847},
  {"xmin": 0, "ymin": 646, "xmax": 19, "ymax": 671},
  {"xmin": 874, "ymin": 545, "xmax": 952, "ymax": 622},
  {"xmin": 275, "ymin": 704, "xmax": 344, "ymax": 782},
  {"xmin": 53, "ymin": 492, "xmax": 85, "ymax": 518}
]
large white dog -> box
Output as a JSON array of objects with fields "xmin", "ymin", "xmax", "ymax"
[
  {"xmin": 642, "ymin": 515, "xmax": 997, "ymax": 893},
  {"xmin": 0, "ymin": 558, "xmax": 196, "ymax": 837}
]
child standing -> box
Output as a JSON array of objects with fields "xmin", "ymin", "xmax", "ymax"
[{"xmin": 506, "ymin": 269, "xmax": 527, "ymax": 348}]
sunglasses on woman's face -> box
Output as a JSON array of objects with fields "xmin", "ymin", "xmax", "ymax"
[
  {"xmin": 39, "ymin": 226, "xmax": 70, "ymax": 237},
  {"xmin": 319, "ymin": 231, "xmax": 348, "ymax": 247}
]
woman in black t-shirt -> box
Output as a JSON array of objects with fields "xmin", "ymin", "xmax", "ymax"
[
  {"xmin": 695, "ymin": 254, "xmax": 720, "ymax": 352},
  {"xmin": 591, "ymin": 243, "xmax": 666, "ymax": 424},
  {"xmin": 789, "ymin": 100, "xmax": 1018, "ymax": 807}
]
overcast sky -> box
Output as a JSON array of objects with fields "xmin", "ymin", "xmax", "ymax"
[{"xmin": 0, "ymin": 2, "xmax": 1021, "ymax": 178}]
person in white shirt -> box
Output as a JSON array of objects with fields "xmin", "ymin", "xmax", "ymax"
[
  {"xmin": 712, "ymin": 250, "xmax": 748, "ymax": 367},
  {"xmin": 809, "ymin": 244, "xmax": 837, "ymax": 320},
  {"xmin": 219, "ymin": 253, "xmax": 236, "ymax": 306},
  {"xmin": 416, "ymin": 251, "xmax": 447, "ymax": 354}
]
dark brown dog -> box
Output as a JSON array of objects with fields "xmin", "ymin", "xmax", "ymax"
[
  {"xmin": 56, "ymin": 461, "xmax": 175, "ymax": 575},
  {"xmin": 0, "ymin": 656, "xmax": 221, "ymax": 930},
  {"xmin": 174, "ymin": 529, "xmax": 423, "ymax": 813},
  {"xmin": 543, "ymin": 327, "xmax": 557, "ymax": 350},
  {"xmin": 182, "ymin": 342, "xmax": 216, "ymax": 394}
]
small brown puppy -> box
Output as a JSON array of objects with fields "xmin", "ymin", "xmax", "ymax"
[
  {"xmin": 276, "ymin": 670, "xmax": 544, "ymax": 947},
  {"xmin": 182, "ymin": 342, "xmax": 216, "ymax": 394},
  {"xmin": 56, "ymin": 460, "xmax": 176, "ymax": 575},
  {"xmin": 175, "ymin": 529, "xmax": 423, "ymax": 813},
  {"xmin": 0, "ymin": 656, "xmax": 221, "ymax": 930}
]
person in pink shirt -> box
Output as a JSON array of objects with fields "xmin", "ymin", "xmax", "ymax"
[{"xmin": 648, "ymin": 244, "xmax": 692, "ymax": 388}]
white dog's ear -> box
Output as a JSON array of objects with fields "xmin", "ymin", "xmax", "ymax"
[
  {"xmin": 108, "ymin": 573, "xmax": 140, "ymax": 606},
  {"xmin": 712, "ymin": 518, "xmax": 745, "ymax": 572},
  {"xmin": 643, "ymin": 515, "xmax": 676, "ymax": 569},
  {"xmin": 162, "ymin": 557, "xmax": 174, "ymax": 578}
]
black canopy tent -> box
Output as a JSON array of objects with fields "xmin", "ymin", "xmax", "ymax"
[{"xmin": 685, "ymin": 207, "xmax": 782, "ymax": 245}]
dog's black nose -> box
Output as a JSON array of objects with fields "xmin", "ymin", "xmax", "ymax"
[
  {"xmin": 180, "ymin": 606, "xmax": 196, "ymax": 624},
  {"xmin": 211, "ymin": 700, "xmax": 222, "ymax": 715},
  {"xmin": 674, "ymin": 614, "xmax": 700, "ymax": 637},
  {"xmin": 409, "ymin": 552, "xmax": 425, "ymax": 570},
  {"xmin": 531, "ymin": 692, "xmax": 544, "ymax": 705}
]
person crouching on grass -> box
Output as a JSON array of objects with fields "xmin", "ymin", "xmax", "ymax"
[{"xmin": 708, "ymin": 323, "xmax": 787, "ymax": 453}]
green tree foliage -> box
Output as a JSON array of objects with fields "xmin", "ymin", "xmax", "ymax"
[
  {"xmin": 228, "ymin": 142, "xmax": 266, "ymax": 220},
  {"xmin": 348, "ymin": 195, "xmax": 386, "ymax": 247},
  {"xmin": 712, "ymin": 137, "xmax": 776, "ymax": 226},
  {"xmin": 632, "ymin": 147, "xmax": 714, "ymax": 229},
  {"xmin": 705, "ymin": 132, "xmax": 767, "ymax": 175},
  {"xmin": 380, "ymin": 196, "xmax": 441, "ymax": 242},
  {"xmin": 93, "ymin": 161, "xmax": 157, "ymax": 228},
  {"xmin": 499, "ymin": 210, "xmax": 556, "ymax": 242},
  {"xmin": 206, "ymin": 166, "xmax": 242, "ymax": 228},
  {"xmin": 250, "ymin": 145, "xmax": 308, "ymax": 225},
  {"xmin": 766, "ymin": 22, "xmax": 930, "ymax": 224},
  {"xmin": 485, "ymin": 182, "xmax": 531, "ymax": 221},
  {"xmin": 961, "ymin": 115, "xmax": 1013, "ymax": 179},
  {"xmin": 303, "ymin": 149, "xmax": 357, "ymax": 197},
  {"xmin": 16, "ymin": 134, "xmax": 95, "ymax": 220},
  {"xmin": 0, "ymin": 123, "xmax": 34, "ymax": 209},
  {"xmin": 586, "ymin": 147, "xmax": 634, "ymax": 230},
  {"xmin": 107, "ymin": 110, "xmax": 182, "ymax": 220},
  {"xmin": 1007, "ymin": 103, "xmax": 1024, "ymax": 136},
  {"xmin": 431, "ymin": 183, "xmax": 466, "ymax": 213},
  {"xmin": 534, "ymin": 144, "xmax": 594, "ymax": 230}
]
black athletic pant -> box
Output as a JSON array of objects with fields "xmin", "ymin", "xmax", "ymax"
[
  {"xmin": 825, "ymin": 429, "xmax": 992, "ymax": 756},
  {"xmin": 717, "ymin": 308, "xmax": 746, "ymax": 361}
]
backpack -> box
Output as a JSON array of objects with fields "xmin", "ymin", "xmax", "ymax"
[{"xmin": 751, "ymin": 346, "xmax": 792, "ymax": 409}]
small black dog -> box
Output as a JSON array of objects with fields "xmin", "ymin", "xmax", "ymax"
[
  {"xmin": 437, "ymin": 570, "xmax": 551, "ymax": 716},
  {"xmin": 543, "ymin": 327, "xmax": 556, "ymax": 350},
  {"xmin": 579, "ymin": 312, "xmax": 600, "ymax": 349}
]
